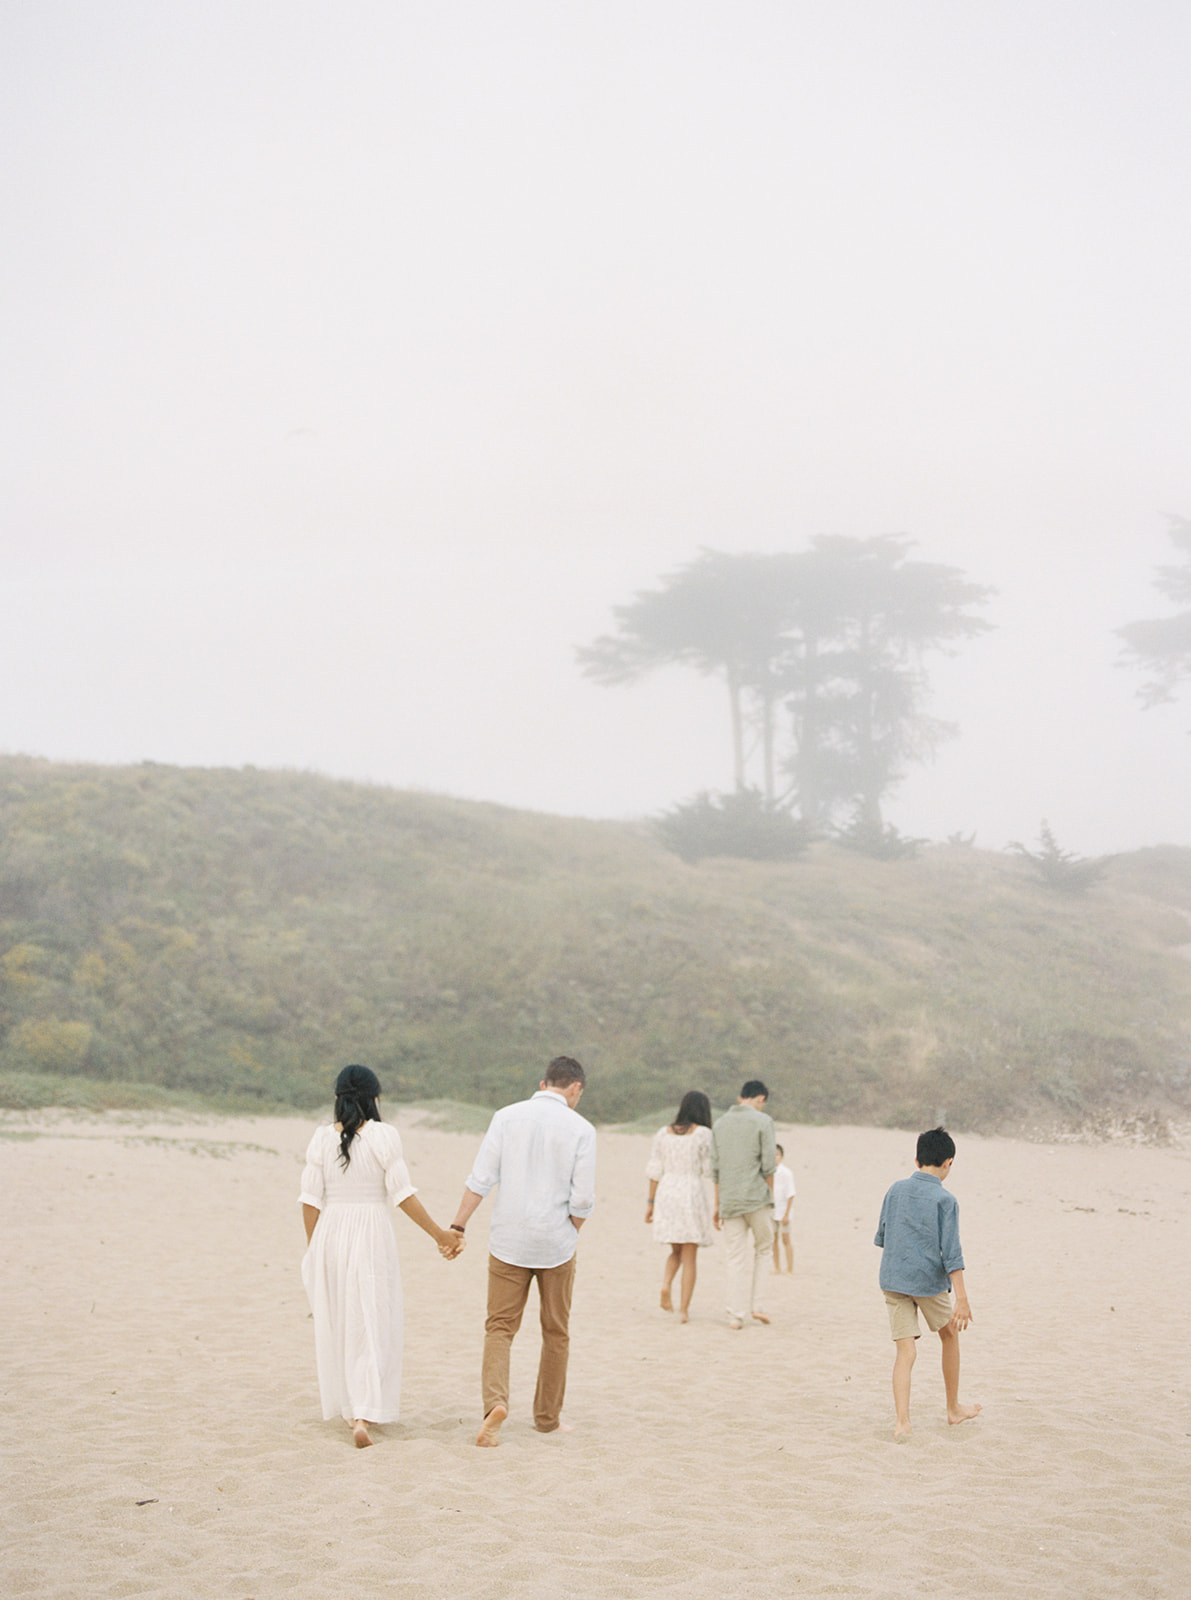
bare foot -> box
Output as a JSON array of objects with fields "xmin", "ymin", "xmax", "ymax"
[
  {"xmin": 476, "ymin": 1403, "xmax": 508, "ymax": 1447},
  {"xmin": 351, "ymin": 1420, "xmax": 373, "ymax": 1449},
  {"xmin": 948, "ymin": 1402, "xmax": 982, "ymax": 1426},
  {"xmin": 726, "ymin": 1314, "xmax": 743, "ymax": 1330},
  {"xmin": 678, "ymin": 1308, "xmax": 689, "ymax": 1323},
  {"xmin": 752, "ymin": 1310, "xmax": 771, "ymax": 1325},
  {"xmin": 659, "ymin": 1288, "xmax": 673, "ymax": 1312},
  {"xmin": 535, "ymin": 1420, "xmax": 574, "ymax": 1434},
  {"xmin": 893, "ymin": 1421, "xmax": 912, "ymax": 1443}
]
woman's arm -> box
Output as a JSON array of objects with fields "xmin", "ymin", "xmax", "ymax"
[
  {"xmin": 302, "ymin": 1203, "xmax": 320, "ymax": 1244},
  {"xmin": 398, "ymin": 1193, "xmax": 465, "ymax": 1258}
]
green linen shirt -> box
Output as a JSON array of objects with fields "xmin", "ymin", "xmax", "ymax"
[{"xmin": 711, "ymin": 1103, "xmax": 777, "ymax": 1217}]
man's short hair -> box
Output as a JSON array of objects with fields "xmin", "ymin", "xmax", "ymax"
[
  {"xmin": 916, "ymin": 1126, "xmax": 956, "ymax": 1167},
  {"xmin": 740, "ymin": 1079, "xmax": 769, "ymax": 1100},
  {"xmin": 544, "ymin": 1055, "xmax": 586, "ymax": 1088}
]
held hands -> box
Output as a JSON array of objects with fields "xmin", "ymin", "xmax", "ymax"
[{"xmin": 438, "ymin": 1230, "xmax": 466, "ymax": 1260}]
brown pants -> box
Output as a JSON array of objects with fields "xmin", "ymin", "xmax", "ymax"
[{"xmin": 481, "ymin": 1253, "xmax": 576, "ymax": 1433}]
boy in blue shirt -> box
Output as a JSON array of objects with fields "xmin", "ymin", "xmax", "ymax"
[{"xmin": 874, "ymin": 1127, "xmax": 981, "ymax": 1441}]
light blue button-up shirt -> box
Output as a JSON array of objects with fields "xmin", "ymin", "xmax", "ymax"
[
  {"xmin": 466, "ymin": 1089, "xmax": 597, "ymax": 1268},
  {"xmin": 875, "ymin": 1170, "xmax": 965, "ymax": 1297}
]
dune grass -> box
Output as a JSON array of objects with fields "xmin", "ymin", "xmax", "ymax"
[{"xmin": 1, "ymin": 755, "xmax": 1189, "ymax": 1136}]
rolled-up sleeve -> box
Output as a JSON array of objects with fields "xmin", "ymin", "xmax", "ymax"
[
  {"xmin": 939, "ymin": 1199, "xmax": 965, "ymax": 1275},
  {"xmin": 466, "ymin": 1115, "xmax": 504, "ymax": 1198},
  {"xmin": 569, "ymin": 1125, "xmax": 597, "ymax": 1219},
  {"xmin": 760, "ymin": 1119, "xmax": 776, "ymax": 1180}
]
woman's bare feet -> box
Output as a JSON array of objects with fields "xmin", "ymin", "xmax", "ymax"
[
  {"xmin": 476, "ymin": 1403, "xmax": 508, "ymax": 1447},
  {"xmin": 351, "ymin": 1419, "xmax": 373, "ymax": 1449},
  {"xmin": 678, "ymin": 1308, "xmax": 689, "ymax": 1323},
  {"xmin": 659, "ymin": 1287, "xmax": 673, "ymax": 1311},
  {"xmin": 948, "ymin": 1402, "xmax": 982, "ymax": 1425}
]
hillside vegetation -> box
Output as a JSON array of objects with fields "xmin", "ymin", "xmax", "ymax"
[{"xmin": 2, "ymin": 755, "xmax": 1190, "ymax": 1137}]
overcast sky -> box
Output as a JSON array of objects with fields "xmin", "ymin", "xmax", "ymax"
[{"xmin": 3, "ymin": 1, "xmax": 1189, "ymax": 856}]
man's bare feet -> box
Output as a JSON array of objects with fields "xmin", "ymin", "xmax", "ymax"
[
  {"xmin": 660, "ymin": 1288, "xmax": 673, "ymax": 1312},
  {"xmin": 535, "ymin": 1419, "xmax": 574, "ymax": 1434},
  {"xmin": 475, "ymin": 1403, "xmax": 508, "ymax": 1447},
  {"xmin": 752, "ymin": 1310, "xmax": 771, "ymax": 1325},
  {"xmin": 948, "ymin": 1402, "xmax": 982, "ymax": 1426},
  {"xmin": 351, "ymin": 1419, "xmax": 373, "ymax": 1449}
]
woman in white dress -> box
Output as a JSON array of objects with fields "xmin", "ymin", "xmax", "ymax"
[
  {"xmin": 644, "ymin": 1090, "xmax": 714, "ymax": 1323},
  {"xmin": 299, "ymin": 1065, "xmax": 463, "ymax": 1448}
]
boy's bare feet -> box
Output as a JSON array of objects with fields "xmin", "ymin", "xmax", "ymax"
[
  {"xmin": 351, "ymin": 1419, "xmax": 373, "ymax": 1448},
  {"xmin": 475, "ymin": 1403, "xmax": 508, "ymax": 1447},
  {"xmin": 726, "ymin": 1314, "xmax": 743, "ymax": 1329},
  {"xmin": 752, "ymin": 1310, "xmax": 771, "ymax": 1324},
  {"xmin": 948, "ymin": 1402, "xmax": 982, "ymax": 1425}
]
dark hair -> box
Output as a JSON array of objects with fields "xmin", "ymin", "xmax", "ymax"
[
  {"xmin": 334, "ymin": 1064, "xmax": 382, "ymax": 1168},
  {"xmin": 544, "ymin": 1055, "xmax": 585, "ymax": 1088},
  {"xmin": 775, "ymin": 1144, "xmax": 784, "ymax": 1157},
  {"xmin": 740, "ymin": 1079, "xmax": 769, "ymax": 1101},
  {"xmin": 916, "ymin": 1126, "xmax": 956, "ymax": 1168},
  {"xmin": 671, "ymin": 1090, "xmax": 712, "ymax": 1131}
]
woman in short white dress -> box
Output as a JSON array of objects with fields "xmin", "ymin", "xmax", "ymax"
[
  {"xmin": 299, "ymin": 1065, "xmax": 462, "ymax": 1447},
  {"xmin": 645, "ymin": 1090, "xmax": 714, "ymax": 1323}
]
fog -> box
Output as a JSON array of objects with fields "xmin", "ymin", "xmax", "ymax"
[{"xmin": 3, "ymin": 2, "xmax": 1189, "ymax": 856}]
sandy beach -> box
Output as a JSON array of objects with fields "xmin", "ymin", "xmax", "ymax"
[{"xmin": 2, "ymin": 1109, "xmax": 1188, "ymax": 1599}]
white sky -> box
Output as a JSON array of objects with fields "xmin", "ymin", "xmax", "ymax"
[{"xmin": 2, "ymin": 1, "xmax": 1189, "ymax": 855}]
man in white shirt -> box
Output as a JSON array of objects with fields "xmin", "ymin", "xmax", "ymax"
[{"xmin": 449, "ymin": 1056, "xmax": 596, "ymax": 1446}]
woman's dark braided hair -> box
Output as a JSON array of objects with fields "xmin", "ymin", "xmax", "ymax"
[{"xmin": 334, "ymin": 1064, "xmax": 382, "ymax": 1168}]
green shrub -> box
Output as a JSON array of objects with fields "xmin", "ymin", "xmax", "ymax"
[{"xmin": 655, "ymin": 789, "xmax": 810, "ymax": 864}]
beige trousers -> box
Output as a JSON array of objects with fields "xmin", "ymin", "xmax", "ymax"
[
  {"xmin": 721, "ymin": 1207, "xmax": 774, "ymax": 1320},
  {"xmin": 481, "ymin": 1253, "xmax": 576, "ymax": 1432}
]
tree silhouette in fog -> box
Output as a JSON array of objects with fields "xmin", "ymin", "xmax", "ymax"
[
  {"xmin": 579, "ymin": 537, "xmax": 992, "ymax": 832},
  {"xmin": 1118, "ymin": 516, "xmax": 1191, "ymax": 713}
]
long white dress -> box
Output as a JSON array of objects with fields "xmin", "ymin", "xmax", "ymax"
[
  {"xmin": 299, "ymin": 1120, "xmax": 416, "ymax": 1423},
  {"xmin": 646, "ymin": 1125, "xmax": 714, "ymax": 1247}
]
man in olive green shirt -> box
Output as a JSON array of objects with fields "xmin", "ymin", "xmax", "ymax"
[{"xmin": 711, "ymin": 1081, "xmax": 777, "ymax": 1329}]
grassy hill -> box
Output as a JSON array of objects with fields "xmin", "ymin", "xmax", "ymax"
[{"xmin": 2, "ymin": 754, "xmax": 1189, "ymax": 1137}]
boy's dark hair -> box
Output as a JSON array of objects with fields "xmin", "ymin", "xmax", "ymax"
[
  {"xmin": 544, "ymin": 1055, "xmax": 585, "ymax": 1088},
  {"xmin": 916, "ymin": 1126, "xmax": 956, "ymax": 1167},
  {"xmin": 740, "ymin": 1079, "xmax": 769, "ymax": 1100},
  {"xmin": 775, "ymin": 1144, "xmax": 784, "ymax": 1157}
]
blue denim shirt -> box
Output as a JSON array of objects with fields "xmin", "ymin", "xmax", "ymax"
[{"xmin": 874, "ymin": 1170, "xmax": 964, "ymax": 1297}]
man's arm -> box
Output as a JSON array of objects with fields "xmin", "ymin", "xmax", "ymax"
[
  {"xmin": 759, "ymin": 1118, "xmax": 777, "ymax": 1180},
  {"xmin": 450, "ymin": 1187, "xmax": 485, "ymax": 1233},
  {"xmin": 568, "ymin": 1125, "xmax": 597, "ymax": 1232}
]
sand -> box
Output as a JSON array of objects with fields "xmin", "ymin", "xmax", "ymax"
[{"xmin": 2, "ymin": 1109, "xmax": 1189, "ymax": 1599}]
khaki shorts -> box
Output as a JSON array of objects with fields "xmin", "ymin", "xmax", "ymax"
[{"xmin": 884, "ymin": 1289, "xmax": 953, "ymax": 1341}]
